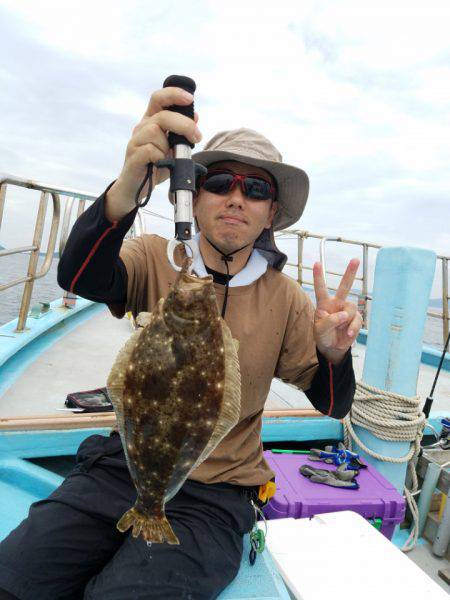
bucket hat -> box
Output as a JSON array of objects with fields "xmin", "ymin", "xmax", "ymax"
[
  {"xmin": 192, "ymin": 128, "xmax": 309, "ymax": 270},
  {"xmin": 193, "ymin": 128, "xmax": 309, "ymax": 231}
]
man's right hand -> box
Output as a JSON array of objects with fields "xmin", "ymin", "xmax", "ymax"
[{"xmin": 105, "ymin": 87, "xmax": 202, "ymax": 221}]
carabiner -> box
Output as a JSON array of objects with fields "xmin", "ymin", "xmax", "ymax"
[{"xmin": 167, "ymin": 238, "xmax": 197, "ymax": 273}]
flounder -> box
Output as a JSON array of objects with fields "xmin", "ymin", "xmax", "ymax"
[{"xmin": 106, "ymin": 260, "xmax": 241, "ymax": 544}]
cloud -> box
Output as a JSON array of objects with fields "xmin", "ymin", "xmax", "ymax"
[{"xmin": 0, "ymin": 0, "xmax": 448, "ymax": 284}]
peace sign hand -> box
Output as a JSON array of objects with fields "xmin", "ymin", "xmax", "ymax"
[{"xmin": 313, "ymin": 258, "xmax": 362, "ymax": 365}]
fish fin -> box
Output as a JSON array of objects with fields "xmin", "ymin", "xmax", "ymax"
[
  {"xmin": 135, "ymin": 311, "xmax": 153, "ymax": 328},
  {"xmin": 190, "ymin": 321, "xmax": 241, "ymax": 471},
  {"xmin": 117, "ymin": 508, "xmax": 180, "ymax": 545},
  {"xmin": 216, "ymin": 321, "xmax": 241, "ymax": 433},
  {"xmin": 107, "ymin": 326, "xmax": 146, "ymax": 444},
  {"xmin": 155, "ymin": 297, "xmax": 165, "ymax": 314}
]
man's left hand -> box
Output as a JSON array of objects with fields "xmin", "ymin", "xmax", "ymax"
[{"xmin": 313, "ymin": 258, "xmax": 363, "ymax": 365}]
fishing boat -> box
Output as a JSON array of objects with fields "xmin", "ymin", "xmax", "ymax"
[{"xmin": 1, "ymin": 173, "xmax": 449, "ymax": 598}]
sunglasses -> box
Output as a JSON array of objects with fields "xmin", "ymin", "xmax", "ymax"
[{"xmin": 197, "ymin": 169, "xmax": 276, "ymax": 201}]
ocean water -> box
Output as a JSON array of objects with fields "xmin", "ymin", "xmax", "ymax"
[
  {"xmin": 0, "ymin": 253, "xmax": 61, "ymax": 326},
  {"xmin": 0, "ymin": 252, "xmax": 446, "ymax": 351}
]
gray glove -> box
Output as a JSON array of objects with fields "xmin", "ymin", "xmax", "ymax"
[{"xmin": 299, "ymin": 464, "xmax": 359, "ymax": 489}]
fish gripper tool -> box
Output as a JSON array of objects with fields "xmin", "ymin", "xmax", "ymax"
[{"xmin": 157, "ymin": 75, "xmax": 207, "ymax": 272}]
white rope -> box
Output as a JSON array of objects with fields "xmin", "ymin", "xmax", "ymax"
[{"xmin": 343, "ymin": 380, "xmax": 426, "ymax": 553}]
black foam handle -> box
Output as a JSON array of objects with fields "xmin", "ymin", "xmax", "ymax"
[{"xmin": 163, "ymin": 75, "xmax": 196, "ymax": 149}]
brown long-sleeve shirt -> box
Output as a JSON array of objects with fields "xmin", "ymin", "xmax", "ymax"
[
  {"xmin": 116, "ymin": 234, "xmax": 352, "ymax": 486},
  {"xmin": 57, "ymin": 187, "xmax": 355, "ymax": 487}
]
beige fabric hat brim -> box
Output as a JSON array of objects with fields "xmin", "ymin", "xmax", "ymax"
[{"xmin": 192, "ymin": 148, "xmax": 309, "ymax": 231}]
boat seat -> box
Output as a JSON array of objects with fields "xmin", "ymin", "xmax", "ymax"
[{"xmin": 0, "ymin": 457, "xmax": 290, "ymax": 599}]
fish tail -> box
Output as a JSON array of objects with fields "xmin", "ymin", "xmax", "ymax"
[{"xmin": 117, "ymin": 508, "xmax": 180, "ymax": 545}]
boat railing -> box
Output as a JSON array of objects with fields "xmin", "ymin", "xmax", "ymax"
[
  {"xmin": 0, "ymin": 175, "xmax": 149, "ymax": 333},
  {"xmin": 275, "ymin": 229, "xmax": 449, "ymax": 347},
  {"xmin": 1, "ymin": 174, "xmax": 449, "ymax": 347},
  {"xmin": 0, "ymin": 175, "xmax": 97, "ymax": 332}
]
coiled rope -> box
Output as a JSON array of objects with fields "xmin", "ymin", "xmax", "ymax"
[{"xmin": 343, "ymin": 380, "xmax": 426, "ymax": 552}]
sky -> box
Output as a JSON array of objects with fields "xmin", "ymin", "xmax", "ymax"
[{"xmin": 0, "ymin": 0, "xmax": 449, "ymax": 298}]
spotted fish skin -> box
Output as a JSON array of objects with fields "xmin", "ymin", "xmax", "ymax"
[{"xmin": 106, "ymin": 260, "xmax": 241, "ymax": 544}]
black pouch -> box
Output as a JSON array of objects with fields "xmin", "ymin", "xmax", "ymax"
[{"xmin": 65, "ymin": 387, "xmax": 113, "ymax": 412}]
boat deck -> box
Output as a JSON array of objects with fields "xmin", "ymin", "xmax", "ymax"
[
  {"xmin": 0, "ymin": 305, "xmax": 449, "ymax": 593},
  {"xmin": 0, "ymin": 306, "xmax": 449, "ymax": 418}
]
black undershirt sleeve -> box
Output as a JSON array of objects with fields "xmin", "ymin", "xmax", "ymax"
[
  {"xmin": 57, "ymin": 182, "xmax": 137, "ymax": 304},
  {"xmin": 304, "ymin": 347, "xmax": 355, "ymax": 419}
]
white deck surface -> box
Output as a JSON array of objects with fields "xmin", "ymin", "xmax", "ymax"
[
  {"xmin": 0, "ymin": 308, "xmax": 132, "ymax": 417},
  {"xmin": 1, "ymin": 307, "xmax": 449, "ymax": 417}
]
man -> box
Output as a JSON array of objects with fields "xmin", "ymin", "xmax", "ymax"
[{"xmin": 0, "ymin": 86, "xmax": 361, "ymax": 599}]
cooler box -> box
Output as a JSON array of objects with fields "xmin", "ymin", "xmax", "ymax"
[
  {"xmin": 263, "ymin": 450, "xmax": 405, "ymax": 539},
  {"xmin": 259, "ymin": 513, "xmax": 448, "ymax": 600}
]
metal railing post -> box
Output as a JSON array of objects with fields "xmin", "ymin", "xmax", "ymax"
[
  {"xmin": 319, "ymin": 236, "xmax": 343, "ymax": 288},
  {"xmin": 16, "ymin": 191, "xmax": 49, "ymax": 332},
  {"xmin": 0, "ymin": 182, "xmax": 6, "ymax": 231},
  {"xmin": 297, "ymin": 232, "xmax": 304, "ymax": 285},
  {"xmin": 76, "ymin": 198, "xmax": 86, "ymax": 220},
  {"xmin": 59, "ymin": 195, "xmax": 75, "ymax": 257},
  {"xmin": 361, "ymin": 243, "xmax": 369, "ymax": 328},
  {"xmin": 443, "ymin": 257, "xmax": 449, "ymax": 346}
]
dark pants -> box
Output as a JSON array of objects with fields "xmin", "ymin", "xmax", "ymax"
[{"xmin": 0, "ymin": 433, "xmax": 255, "ymax": 600}]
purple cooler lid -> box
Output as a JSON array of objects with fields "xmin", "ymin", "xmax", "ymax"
[{"xmin": 263, "ymin": 451, "xmax": 405, "ymax": 526}]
